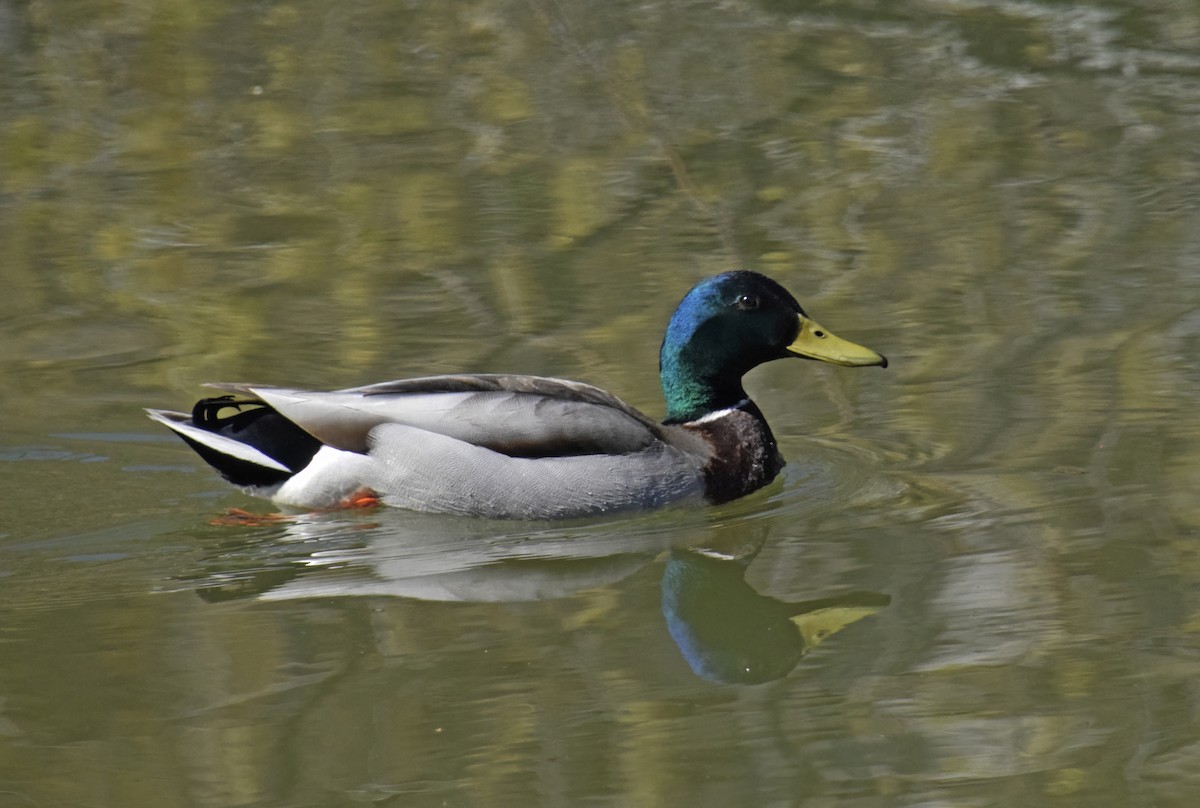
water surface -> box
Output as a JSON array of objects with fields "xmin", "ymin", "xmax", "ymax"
[{"xmin": 2, "ymin": 1, "xmax": 1199, "ymax": 805}]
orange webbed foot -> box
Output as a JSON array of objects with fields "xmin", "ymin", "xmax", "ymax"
[
  {"xmin": 338, "ymin": 490, "xmax": 381, "ymax": 510},
  {"xmin": 208, "ymin": 508, "xmax": 296, "ymax": 527}
]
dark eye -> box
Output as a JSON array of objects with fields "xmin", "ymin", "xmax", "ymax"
[{"xmin": 735, "ymin": 294, "xmax": 760, "ymax": 311}]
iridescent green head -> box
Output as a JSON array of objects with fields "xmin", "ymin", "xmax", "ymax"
[{"xmin": 659, "ymin": 271, "xmax": 886, "ymax": 423}]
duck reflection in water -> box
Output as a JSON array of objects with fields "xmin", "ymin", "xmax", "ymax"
[
  {"xmin": 662, "ymin": 545, "xmax": 890, "ymax": 684},
  {"xmin": 182, "ymin": 512, "xmax": 889, "ymax": 685}
]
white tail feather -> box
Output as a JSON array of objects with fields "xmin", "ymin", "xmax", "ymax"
[{"xmin": 144, "ymin": 409, "xmax": 292, "ymax": 473}]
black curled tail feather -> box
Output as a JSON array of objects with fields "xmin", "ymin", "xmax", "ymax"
[{"xmin": 182, "ymin": 396, "xmax": 323, "ymax": 488}]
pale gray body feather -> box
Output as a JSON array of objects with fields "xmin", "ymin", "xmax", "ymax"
[
  {"xmin": 361, "ymin": 423, "xmax": 703, "ymax": 519},
  {"xmin": 191, "ymin": 374, "xmax": 713, "ymax": 517}
]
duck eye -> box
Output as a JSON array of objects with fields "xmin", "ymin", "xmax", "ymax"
[{"xmin": 735, "ymin": 294, "xmax": 760, "ymax": 311}]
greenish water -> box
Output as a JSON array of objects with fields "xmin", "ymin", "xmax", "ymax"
[{"xmin": 2, "ymin": 1, "xmax": 1199, "ymax": 805}]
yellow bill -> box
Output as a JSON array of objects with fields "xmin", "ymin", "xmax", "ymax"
[{"xmin": 787, "ymin": 315, "xmax": 887, "ymax": 368}]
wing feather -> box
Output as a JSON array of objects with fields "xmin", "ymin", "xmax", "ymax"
[{"xmin": 209, "ymin": 374, "xmax": 668, "ymax": 459}]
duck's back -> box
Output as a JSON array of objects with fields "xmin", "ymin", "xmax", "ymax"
[{"xmin": 159, "ymin": 374, "xmax": 711, "ymax": 518}]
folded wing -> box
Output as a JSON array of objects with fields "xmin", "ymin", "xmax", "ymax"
[{"xmin": 210, "ymin": 374, "xmax": 669, "ymax": 459}]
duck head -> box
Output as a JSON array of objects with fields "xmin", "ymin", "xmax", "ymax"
[{"xmin": 659, "ymin": 271, "xmax": 886, "ymax": 423}]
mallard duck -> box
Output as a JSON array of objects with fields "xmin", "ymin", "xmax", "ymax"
[{"xmin": 147, "ymin": 270, "xmax": 886, "ymax": 518}]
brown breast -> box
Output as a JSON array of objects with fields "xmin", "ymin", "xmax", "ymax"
[{"xmin": 681, "ymin": 408, "xmax": 785, "ymax": 504}]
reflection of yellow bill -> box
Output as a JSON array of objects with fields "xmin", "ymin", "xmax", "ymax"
[{"xmin": 793, "ymin": 604, "xmax": 889, "ymax": 649}]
